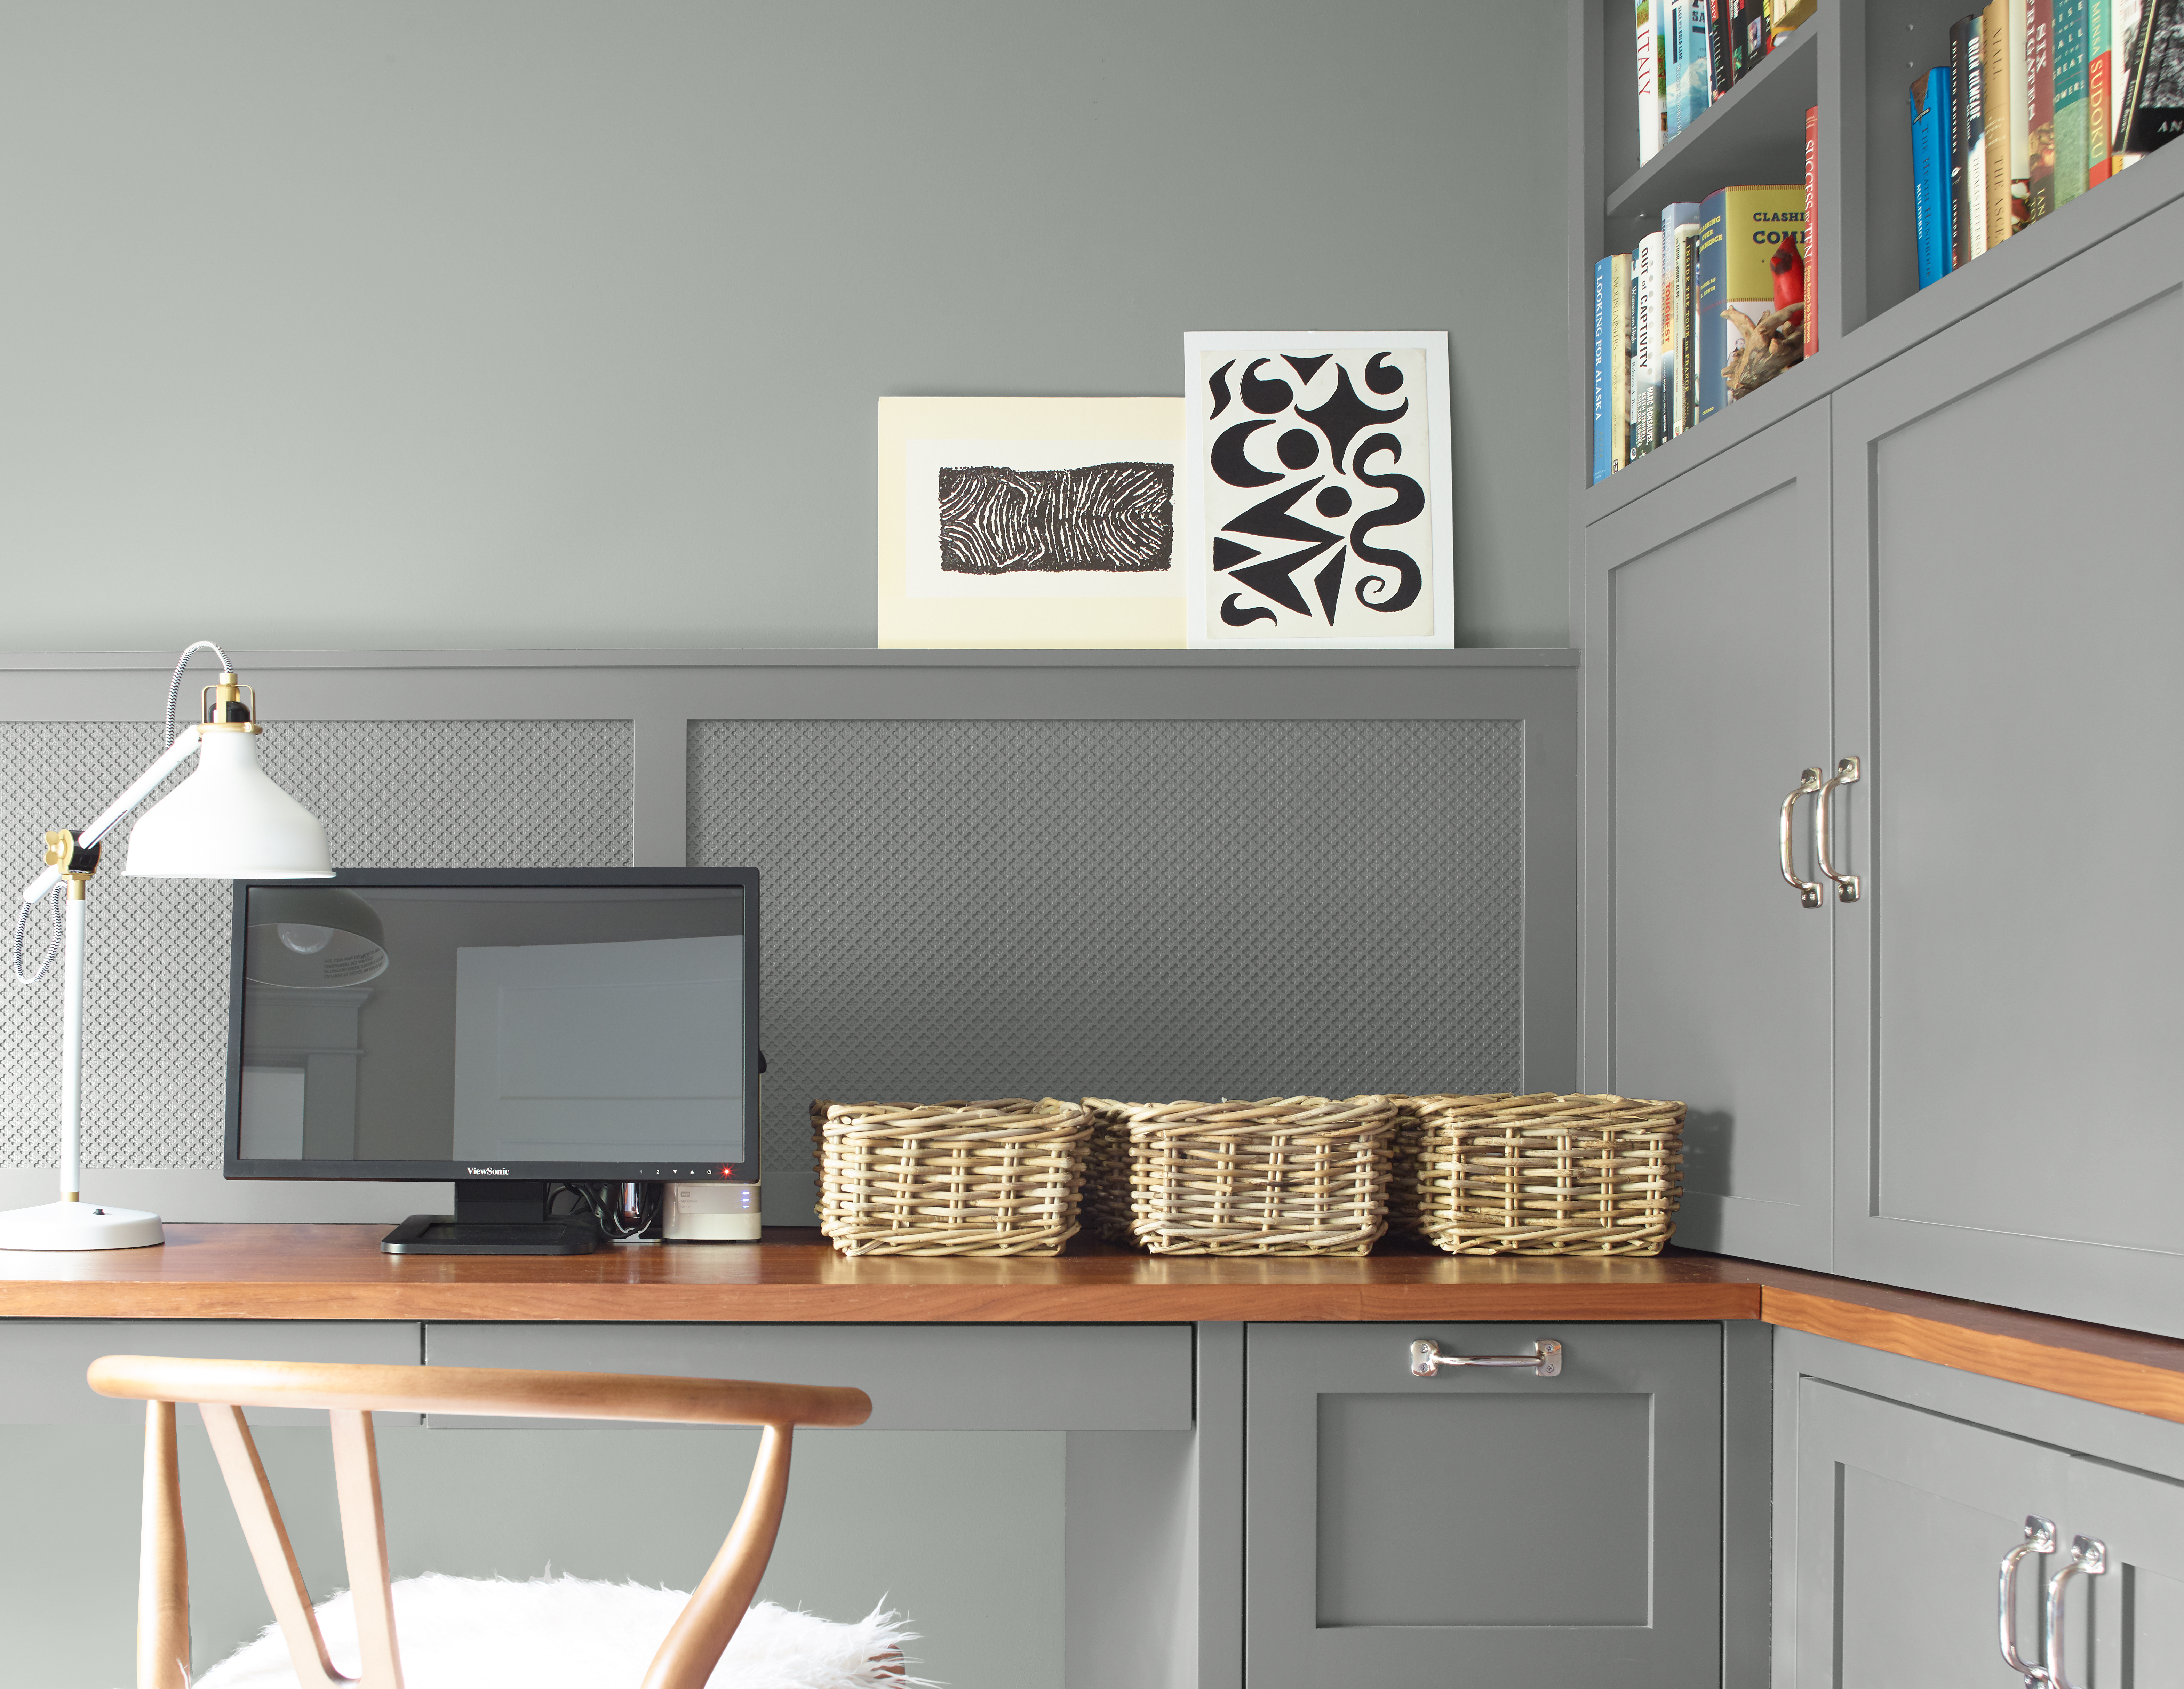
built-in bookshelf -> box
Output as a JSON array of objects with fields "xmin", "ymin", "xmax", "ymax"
[{"xmin": 1566, "ymin": 0, "xmax": 2184, "ymax": 521}]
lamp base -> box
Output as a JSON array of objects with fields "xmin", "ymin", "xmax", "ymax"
[{"xmin": 0, "ymin": 1199, "xmax": 165, "ymax": 1251}]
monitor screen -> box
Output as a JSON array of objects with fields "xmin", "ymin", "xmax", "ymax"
[{"xmin": 224, "ymin": 870, "xmax": 758, "ymax": 1182}]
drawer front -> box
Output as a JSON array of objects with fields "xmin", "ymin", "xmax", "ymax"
[
  {"xmin": 1245, "ymin": 1321, "xmax": 1723, "ymax": 1689},
  {"xmin": 0, "ymin": 1320, "xmax": 420, "ymax": 1424},
  {"xmin": 423, "ymin": 1322, "xmax": 1194, "ymax": 1430}
]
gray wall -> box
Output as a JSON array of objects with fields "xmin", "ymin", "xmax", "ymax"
[{"xmin": 0, "ymin": 0, "xmax": 1568, "ymax": 650}]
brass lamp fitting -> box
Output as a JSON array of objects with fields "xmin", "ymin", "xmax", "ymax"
[
  {"xmin": 42, "ymin": 829, "xmax": 100, "ymax": 898},
  {"xmin": 199, "ymin": 672, "xmax": 263, "ymax": 734}
]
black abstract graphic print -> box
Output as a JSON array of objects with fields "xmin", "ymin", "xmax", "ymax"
[
  {"xmin": 939, "ymin": 462, "xmax": 1175, "ymax": 575},
  {"xmin": 1198, "ymin": 349, "xmax": 1431, "ymax": 634}
]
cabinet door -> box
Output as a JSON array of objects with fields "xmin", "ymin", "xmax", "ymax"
[
  {"xmin": 1244, "ymin": 1321, "xmax": 1721, "ymax": 1689},
  {"xmin": 2061, "ymin": 1449, "xmax": 2184, "ymax": 1687},
  {"xmin": 1582, "ymin": 402, "xmax": 1835, "ymax": 1267},
  {"xmin": 1830, "ymin": 197, "xmax": 2184, "ymax": 1335},
  {"xmin": 1788, "ymin": 1378, "xmax": 2075, "ymax": 1689}
]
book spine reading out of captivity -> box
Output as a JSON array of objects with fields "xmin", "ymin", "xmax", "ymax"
[
  {"xmin": 2029, "ymin": 0, "xmax": 2057, "ymax": 219},
  {"xmin": 2010, "ymin": 0, "xmax": 2035, "ymax": 226},
  {"xmin": 1984, "ymin": 2, "xmax": 2016, "ymax": 247},
  {"xmin": 1610, "ymin": 253, "xmax": 1633, "ymax": 472},
  {"xmin": 1631, "ymin": 233, "xmax": 1664, "ymax": 458},
  {"xmin": 1803, "ymin": 105, "xmax": 1820, "ymax": 357},
  {"xmin": 1965, "ymin": 18, "xmax": 1992, "ymax": 259},
  {"xmin": 1911, "ymin": 69, "xmax": 1953, "ymax": 287},
  {"xmin": 2118, "ymin": 0, "xmax": 2184, "ymax": 158},
  {"xmin": 2054, "ymin": 0, "xmax": 2092, "ymax": 206},
  {"xmin": 1950, "ymin": 18, "xmax": 1975, "ymax": 268},
  {"xmin": 1707, "ymin": 0, "xmax": 1737, "ymax": 97},
  {"xmin": 1694, "ymin": 183, "xmax": 1804, "ymax": 417},
  {"xmin": 1593, "ymin": 258, "xmax": 1612, "ymax": 485},
  {"xmin": 1636, "ymin": 0, "xmax": 1665, "ymax": 163},
  {"xmin": 2089, "ymin": 0, "xmax": 2114, "ymax": 180}
]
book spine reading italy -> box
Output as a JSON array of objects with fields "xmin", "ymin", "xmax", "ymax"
[
  {"xmin": 1911, "ymin": 69, "xmax": 1953, "ymax": 287},
  {"xmin": 1631, "ymin": 233, "xmax": 1664, "ymax": 458},
  {"xmin": 1804, "ymin": 105, "xmax": 1820, "ymax": 357},
  {"xmin": 1951, "ymin": 18, "xmax": 1975, "ymax": 269},
  {"xmin": 1985, "ymin": 2, "xmax": 2016, "ymax": 248},
  {"xmin": 2090, "ymin": 0, "xmax": 2114, "ymax": 181},
  {"xmin": 2029, "ymin": 0, "xmax": 2057, "ymax": 220},
  {"xmin": 1966, "ymin": 18, "xmax": 1992, "ymax": 259},
  {"xmin": 1636, "ymin": 0, "xmax": 1664, "ymax": 163},
  {"xmin": 1593, "ymin": 258, "xmax": 1612, "ymax": 485},
  {"xmin": 2055, "ymin": 0, "xmax": 2092, "ymax": 206},
  {"xmin": 1610, "ymin": 253, "xmax": 1633, "ymax": 472}
]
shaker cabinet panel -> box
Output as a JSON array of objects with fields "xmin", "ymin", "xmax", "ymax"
[
  {"xmin": 1582, "ymin": 402, "xmax": 1835, "ymax": 1269},
  {"xmin": 1244, "ymin": 1322, "xmax": 1722, "ymax": 1689},
  {"xmin": 1829, "ymin": 197, "xmax": 2184, "ymax": 1336}
]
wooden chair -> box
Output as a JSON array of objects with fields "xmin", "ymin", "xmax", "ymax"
[{"xmin": 87, "ymin": 1354, "xmax": 873, "ymax": 1689}]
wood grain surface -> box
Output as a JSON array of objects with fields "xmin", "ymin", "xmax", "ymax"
[{"xmin": 6, "ymin": 1226, "xmax": 2182, "ymax": 1423}]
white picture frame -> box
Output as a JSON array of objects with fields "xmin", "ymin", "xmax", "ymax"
[{"xmin": 1182, "ymin": 330, "xmax": 1453, "ymax": 649}]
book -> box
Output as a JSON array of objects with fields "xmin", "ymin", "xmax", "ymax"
[
  {"xmin": 1984, "ymin": 3, "xmax": 2016, "ymax": 247},
  {"xmin": 2029, "ymin": 0, "xmax": 2057, "ymax": 219},
  {"xmin": 1637, "ymin": 1, "xmax": 1665, "ymax": 163},
  {"xmin": 1771, "ymin": 0, "xmax": 1819, "ymax": 39},
  {"xmin": 2054, "ymin": 0, "xmax": 2091, "ymax": 206},
  {"xmin": 1610, "ymin": 253, "xmax": 1633, "ymax": 472},
  {"xmin": 1694, "ymin": 184, "xmax": 1804, "ymax": 417},
  {"xmin": 2112, "ymin": 0, "xmax": 2144, "ymax": 165},
  {"xmin": 2090, "ymin": 0, "xmax": 2114, "ymax": 181},
  {"xmin": 1631, "ymin": 233, "xmax": 1664, "ymax": 457},
  {"xmin": 2118, "ymin": 0, "xmax": 2184, "ymax": 155},
  {"xmin": 1666, "ymin": 2, "xmax": 1709, "ymax": 134},
  {"xmin": 1708, "ymin": 0, "xmax": 1737, "ymax": 95},
  {"xmin": 2010, "ymin": 0, "xmax": 2034, "ymax": 226},
  {"xmin": 1732, "ymin": 0, "xmax": 1766, "ymax": 75},
  {"xmin": 1687, "ymin": 0, "xmax": 1715, "ymax": 124},
  {"xmin": 1911, "ymin": 69, "xmax": 1954, "ymax": 287},
  {"xmin": 1951, "ymin": 17, "xmax": 1976, "ymax": 268},
  {"xmin": 1665, "ymin": 205, "xmax": 1703, "ymax": 434},
  {"xmin": 1593, "ymin": 258, "xmax": 1612, "ymax": 485},
  {"xmin": 1965, "ymin": 16, "xmax": 1992, "ymax": 259},
  {"xmin": 1804, "ymin": 105, "xmax": 1820, "ymax": 356}
]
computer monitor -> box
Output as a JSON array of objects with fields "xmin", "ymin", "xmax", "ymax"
[{"xmin": 224, "ymin": 867, "xmax": 759, "ymax": 1253}]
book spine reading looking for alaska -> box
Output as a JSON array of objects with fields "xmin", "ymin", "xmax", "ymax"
[
  {"xmin": 2030, "ymin": 0, "xmax": 2057, "ymax": 220},
  {"xmin": 2054, "ymin": 0, "xmax": 2092, "ymax": 206},
  {"xmin": 1593, "ymin": 257, "xmax": 1612, "ymax": 485},
  {"xmin": 1985, "ymin": 2, "xmax": 2016, "ymax": 248},
  {"xmin": 1636, "ymin": 0, "xmax": 1664, "ymax": 163},
  {"xmin": 1911, "ymin": 69, "xmax": 1952, "ymax": 287}
]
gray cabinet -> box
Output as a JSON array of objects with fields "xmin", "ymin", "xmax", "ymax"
[
  {"xmin": 1580, "ymin": 403, "xmax": 1835, "ymax": 1268},
  {"xmin": 1827, "ymin": 198, "xmax": 2184, "ymax": 1336},
  {"xmin": 1243, "ymin": 1321, "xmax": 1723, "ymax": 1689}
]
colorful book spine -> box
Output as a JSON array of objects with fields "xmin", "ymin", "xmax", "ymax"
[
  {"xmin": 1984, "ymin": 2, "xmax": 2016, "ymax": 247},
  {"xmin": 2054, "ymin": 0, "xmax": 2092, "ymax": 206},
  {"xmin": 1708, "ymin": 0, "xmax": 1737, "ymax": 94},
  {"xmin": 2010, "ymin": 0, "xmax": 2034, "ymax": 226},
  {"xmin": 1951, "ymin": 17, "xmax": 1975, "ymax": 268},
  {"xmin": 1610, "ymin": 253, "xmax": 1633, "ymax": 472},
  {"xmin": 1804, "ymin": 105, "xmax": 1820, "ymax": 356},
  {"xmin": 1694, "ymin": 183, "xmax": 1804, "ymax": 416},
  {"xmin": 1911, "ymin": 69, "xmax": 1953, "ymax": 287},
  {"xmin": 2118, "ymin": 0, "xmax": 2183, "ymax": 157},
  {"xmin": 2029, "ymin": 0, "xmax": 2057, "ymax": 219},
  {"xmin": 1631, "ymin": 233, "xmax": 1664, "ymax": 457},
  {"xmin": 1731, "ymin": 0, "xmax": 1765, "ymax": 76},
  {"xmin": 1666, "ymin": 206, "xmax": 1703, "ymax": 434},
  {"xmin": 1966, "ymin": 19, "xmax": 1991, "ymax": 258},
  {"xmin": 1637, "ymin": 1, "xmax": 1665, "ymax": 163},
  {"xmin": 1666, "ymin": 2, "xmax": 1709, "ymax": 134},
  {"xmin": 1593, "ymin": 258, "xmax": 1612, "ymax": 484},
  {"xmin": 2111, "ymin": 0, "xmax": 2144, "ymax": 165},
  {"xmin": 2089, "ymin": 0, "xmax": 2114, "ymax": 180}
]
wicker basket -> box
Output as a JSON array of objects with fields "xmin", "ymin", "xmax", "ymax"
[
  {"xmin": 1385, "ymin": 1093, "xmax": 1515, "ymax": 1239},
  {"xmin": 812, "ymin": 1097, "xmax": 1091, "ymax": 1257},
  {"xmin": 1081, "ymin": 1098, "xmax": 1136, "ymax": 1244},
  {"xmin": 1410, "ymin": 1092, "xmax": 1685, "ymax": 1256},
  {"xmin": 1094, "ymin": 1094, "xmax": 1397, "ymax": 1256}
]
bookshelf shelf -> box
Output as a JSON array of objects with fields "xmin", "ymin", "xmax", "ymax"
[{"xmin": 1605, "ymin": 23, "xmax": 1819, "ymax": 228}]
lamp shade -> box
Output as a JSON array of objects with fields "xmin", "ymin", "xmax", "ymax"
[
  {"xmin": 123, "ymin": 730, "xmax": 333, "ymax": 880},
  {"xmin": 244, "ymin": 886, "xmax": 389, "ymax": 987}
]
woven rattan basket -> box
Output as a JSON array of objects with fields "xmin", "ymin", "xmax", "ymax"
[
  {"xmin": 1092, "ymin": 1094, "xmax": 1397, "ymax": 1256},
  {"xmin": 812, "ymin": 1097, "xmax": 1091, "ymax": 1257},
  {"xmin": 1410, "ymin": 1091, "xmax": 1684, "ymax": 1255},
  {"xmin": 1385, "ymin": 1092, "xmax": 1515, "ymax": 1239},
  {"xmin": 1081, "ymin": 1098, "xmax": 1135, "ymax": 1244}
]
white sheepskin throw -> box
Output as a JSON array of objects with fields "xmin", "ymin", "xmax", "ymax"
[{"xmin": 188, "ymin": 1572, "xmax": 926, "ymax": 1689}]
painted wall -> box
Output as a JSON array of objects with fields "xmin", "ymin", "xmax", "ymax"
[{"xmin": 0, "ymin": 1, "xmax": 1568, "ymax": 650}]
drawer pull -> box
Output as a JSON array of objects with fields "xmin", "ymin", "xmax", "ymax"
[
  {"xmin": 2043, "ymin": 1535, "xmax": 2106, "ymax": 1689},
  {"xmin": 1998, "ymin": 1515, "xmax": 2056, "ymax": 1682},
  {"xmin": 1779, "ymin": 767, "xmax": 1826, "ymax": 908},
  {"xmin": 1815, "ymin": 755, "xmax": 1862, "ymax": 902},
  {"xmin": 1409, "ymin": 1338, "xmax": 1562, "ymax": 1378}
]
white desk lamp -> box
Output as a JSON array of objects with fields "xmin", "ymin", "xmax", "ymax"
[{"xmin": 0, "ymin": 641, "xmax": 335, "ymax": 1251}]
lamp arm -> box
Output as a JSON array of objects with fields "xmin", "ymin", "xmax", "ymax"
[{"xmin": 17, "ymin": 730, "xmax": 203, "ymax": 904}]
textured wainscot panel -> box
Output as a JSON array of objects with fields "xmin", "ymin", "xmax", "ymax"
[
  {"xmin": 688, "ymin": 718, "xmax": 1524, "ymax": 1183},
  {"xmin": 0, "ymin": 720, "xmax": 632, "ymax": 1170}
]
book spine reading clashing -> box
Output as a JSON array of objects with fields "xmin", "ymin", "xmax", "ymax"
[
  {"xmin": 2029, "ymin": 0, "xmax": 2057, "ymax": 220},
  {"xmin": 1804, "ymin": 105, "xmax": 1820, "ymax": 356},
  {"xmin": 1966, "ymin": 18, "xmax": 1991, "ymax": 258},
  {"xmin": 1610, "ymin": 253, "xmax": 1633, "ymax": 472},
  {"xmin": 2054, "ymin": 0, "xmax": 2092, "ymax": 205},
  {"xmin": 2090, "ymin": 0, "xmax": 2114, "ymax": 181},
  {"xmin": 1631, "ymin": 233, "xmax": 1664, "ymax": 458},
  {"xmin": 1984, "ymin": 2, "xmax": 2016, "ymax": 247},
  {"xmin": 1593, "ymin": 258, "xmax": 1612, "ymax": 485},
  {"xmin": 1911, "ymin": 69, "xmax": 1953, "ymax": 287},
  {"xmin": 1951, "ymin": 17, "xmax": 1975, "ymax": 269},
  {"xmin": 1636, "ymin": 0, "xmax": 1665, "ymax": 163}
]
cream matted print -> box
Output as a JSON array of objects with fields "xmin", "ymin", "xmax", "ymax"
[{"xmin": 878, "ymin": 396, "xmax": 1186, "ymax": 648}]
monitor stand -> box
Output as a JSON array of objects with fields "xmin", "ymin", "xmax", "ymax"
[{"xmin": 381, "ymin": 1179, "xmax": 600, "ymax": 1256}]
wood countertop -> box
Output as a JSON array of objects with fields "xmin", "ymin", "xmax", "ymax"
[{"xmin": 5, "ymin": 1226, "xmax": 2182, "ymax": 1425}]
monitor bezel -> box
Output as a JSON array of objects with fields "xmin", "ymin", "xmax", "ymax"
[{"xmin": 223, "ymin": 866, "xmax": 760, "ymax": 1184}]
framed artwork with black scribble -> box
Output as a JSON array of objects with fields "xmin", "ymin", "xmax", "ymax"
[
  {"xmin": 1182, "ymin": 331, "xmax": 1454, "ymax": 649},
  {"xmin": 878, "ymin": 396, "xmax": 1185, "ymax": 647}
]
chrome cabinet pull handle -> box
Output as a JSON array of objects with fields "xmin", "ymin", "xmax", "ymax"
[
  {"xmin": 1780, "ymin": 767, "xmax": 1825, "ymax": 908},
  {"xmin": 1815, "ymin": 755, "xmax": 1862, "ymax": 902},
  {"xmin": 2043, "ymin": 1535, "xmax": 2107, "ymax": 1689},
  {"xmin": 1999, "ymin": 1516, "xmax": 2057, "ymax": 1682},
  {"xmin": 1409, "ymin": 1338, "xmax": 1562, "ymax": 1377}
]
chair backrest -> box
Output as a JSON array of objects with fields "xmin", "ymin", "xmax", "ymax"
[{"xmin": 88, "ymin": 1354, "xmax": 872, "ymax": 1689}]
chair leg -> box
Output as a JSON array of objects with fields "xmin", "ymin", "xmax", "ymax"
[
  {"xmin": 200, "ymin": 1404, "xmax": 352, "ymax": 1689},
  {"xmin": 328, "ymin": 1409, "xmax": 405, "ymax": 1689},
  {"xmin": 137, "ymin": 1401, "xmax": 189, "ymax": 1689},
  {"xmin": 640, "ymin": 1423, "xmax": 795, "ymax": 1689}
]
